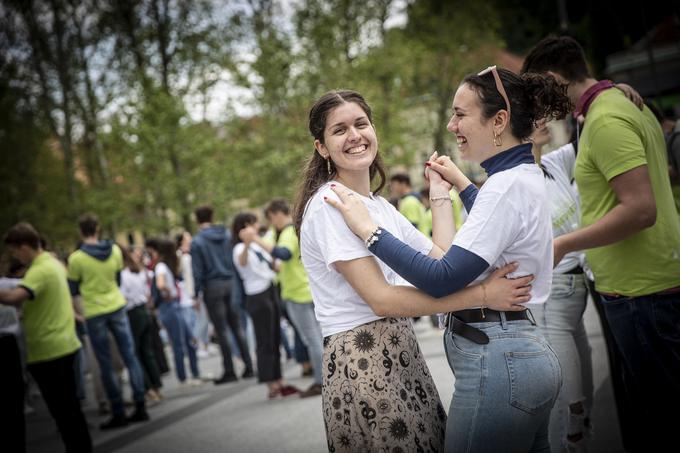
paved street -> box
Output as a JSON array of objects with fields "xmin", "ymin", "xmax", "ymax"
[{"xmin": 26, "ymin": 300, "xmax": 624, "ymax": 453}]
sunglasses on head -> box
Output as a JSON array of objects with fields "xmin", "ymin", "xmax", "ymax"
[{"xmin": 478, "ymin": 65, "xmax": 511, "ymax": 120}]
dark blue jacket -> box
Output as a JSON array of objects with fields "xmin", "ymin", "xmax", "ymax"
[{"xmin": 190, "ymin": 225, "xmax": 234, "ymax": 297}]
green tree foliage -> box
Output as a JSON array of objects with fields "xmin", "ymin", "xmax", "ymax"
[{"xmin": 2, "ymin": 0, "xmax": 511, "ymax": 252}]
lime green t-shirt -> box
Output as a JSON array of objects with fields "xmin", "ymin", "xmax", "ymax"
[
  {"xmin": 575, "ymin": 88, "xmax": 680, "ymax": 296},
  {"xmin": 399, "ymin": 194, "xmax": 429, "ymax": 235},
  {"xmin": 67, "ymin": 244, "xmax": 126, "ymax": 318},
  {"xmin": 20, "ymin": 252, "xmax": 81, "ymax": 364},
  {"xmin": 422, "ymin": 209, "xmax": 433, "ymax": 237},
  {"xmin": 277, "ymin": 225, "xmax": 313, "ymax": 303}
]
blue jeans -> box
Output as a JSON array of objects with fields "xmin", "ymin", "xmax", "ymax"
[
  {"xmin": 286, "ymin": 301, "xmax": 323, "ymax": 385},
  {"xmin": 86, "ymin": 307, "xmax": 146, "ymax": 415},
  {"xmin": 533, "ymin": 273, "xmax": 593, "ymax": 453},
  {"xmin": 158, "ymin": 300, "xmax": 199, "ymax": 382},
  {"xmin": 444, "ymin": 316, "xmax": 561, "ymax": 453},
  {"xmin": 601, "ymin": 291, "xmax": 680, "ymax": 448}
]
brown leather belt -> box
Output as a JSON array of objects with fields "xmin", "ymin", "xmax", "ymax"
[{"xmin": 446, "ymin": 308, "xmax": 534, "ymax": 345}]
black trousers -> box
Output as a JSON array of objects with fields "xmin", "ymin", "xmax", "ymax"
[
  {"xmin": 27, "ymin": 351, "xmax": 92, "ymax": 453},
  {"xmin": 0, "ymin": 335, "xmax": 25, "ymax": 453},
  {"xmin": 586, "ymin": 279, "xmax": 639, "ymax": 451},
  {"xmin": 204, "ymin": 279, "xmax": 253, "ymax": 376},
  {"xmin": 127, "ymin": 305, "xmax": 163, "ymax": 389},
  {"xmin": 245, "ymin": 285, "xmax": 282, "ymax": 383}
]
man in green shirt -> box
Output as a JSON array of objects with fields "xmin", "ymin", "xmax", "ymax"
[
  {"xmin": 390, "ymin": 173, "xmax": 430, "ymax": 235},
  {"xmin": 67, "ymin": 213, "xmax": 149, "ymax": 429},
  {"xmin": 0, "ymin": 222, "xmax": 91, "ymax": 453},
  {"xmin": 243, "ymin": 199, "xmax": 323, "ymax": 397},
  {"xmin": 523, "ymin": 35, "xmax": 680, "ymax": 451}
]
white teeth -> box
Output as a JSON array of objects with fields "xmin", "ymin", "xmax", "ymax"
[
  {"xmin": 346, "ymin": 144, "xmax": 366, "ymax": 154},
  {"xmin": 456, "ymin": 137, "xmax": 467, "ymax": 145}
]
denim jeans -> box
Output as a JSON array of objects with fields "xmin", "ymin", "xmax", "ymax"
[
  {"xmin": 157, "ymin": 300, "xmax": 199, "ymax": 382},
  {"xmin": 600, "ymin": 291, "xmax": 680, "ymax": 450},
  {"xmin": 86, "ymin": 307, "xmax": 146, "ymax": 415},
  {"xmin": 444, "ymin": 317, "xmax": 562, "ymax": 453},
  {"xmin": 286, "ymin": 300, "xmax": 323, "ymax": 385},
  {"xmin": 532, "ymin": 274, "xmax": 593, "ymax": 453}
]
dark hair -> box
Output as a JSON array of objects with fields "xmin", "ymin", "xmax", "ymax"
[
  {"xmin": 4, "ymin": 222, "xmax": 41, "ymax": 249},
  {"xmin": 121, "ymin": 245, "xmax": 141, "ymax": 273},
  {"xmin": 265, "ymin": 198, "xmax": 290, "ymax": 217},
  {"xmin": 293, "ymin": 90, "xmax": 387, "ymax": 235},
  {"xmin": 521, "ymin": 35, "xmax": 591, "ymax": 83},
  {"xmin": 231, "ymin": 212, "xmax": 257, "ymax": 245},
  {"xmin": 145, "ymin": 237, "xmax": 159, "ymax": 252},
  {"xmin": 390, "ymin": 173, "xmax": 411, "ymax": 186},
  {"xmin": 194, "ymin": 205, "xmax": 213, "ymax": 224},
  {"xmin": 463, "ymin": 67, "xmax": 572, "ymax": 141},
  {"xmin": 78, "ymin": 213, "xmax": 99, "ymax": 237},
  {"xmin": 155, "ymin": 239, "xmax": 179, "ymax": 278}
]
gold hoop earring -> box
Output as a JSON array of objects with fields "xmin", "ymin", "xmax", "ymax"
[
  {"xmin": 493, "ymin": 131, "xmax": 502, "ymax": 147},
  {"xmin": 326, "ymin": 158, "xmax": 332, "ymax": 175}
]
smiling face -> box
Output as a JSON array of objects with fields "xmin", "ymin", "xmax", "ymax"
[
  {"xmin": 446, "ymin": 83, "xmax": 498, "ymax": 164},
  {"xmin": 314, "ymin": 101, "xmax": 378, "ymax": 177}
]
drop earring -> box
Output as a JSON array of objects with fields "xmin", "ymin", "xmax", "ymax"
[
  {"xmin": 327, "ymin": 158, "xmax": 332, "ymax": 175},
  {"xmin": 493, "ymin": 131, "xmax": 502, "ymax": 147}
]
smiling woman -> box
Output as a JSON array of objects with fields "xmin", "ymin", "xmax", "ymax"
[{"xmin": 295, "ymin": 90, "xmax": 535, "ymax": 452}]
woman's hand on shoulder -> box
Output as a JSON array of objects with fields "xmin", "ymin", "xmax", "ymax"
[
  {"xmin": 325, "ymin": 184, "xmax": 378, "ymax": 243},
  {"xmin": 481, "ymin": 262, "xmax": 533, "ymax": 311}
]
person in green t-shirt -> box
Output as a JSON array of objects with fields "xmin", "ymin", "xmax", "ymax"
[
  {"xmin": 67, "ymin": 213, "xmax": 150, "ymax": 430},
  {"xmin": 523, "ymin": 35, "xmax": 680, "ymax": 452},
  {"xmin": 241, "ymin": 198, "xmax": 323, "ymax": 398},
  {"xmin": 390, "ymin": 173, "xmax": 430, "ymax": 235},
  {"xmin": 0, "ymin": 222, "xmax": 91, "ymax": 453}
]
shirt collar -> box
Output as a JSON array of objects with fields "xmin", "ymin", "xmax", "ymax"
[
  {"xmin": 574, "ymin": 80, "xmax": 615, "ymax": 118},
  {"xmin": 480, "ymin": 143, "xmax": 535, "ymax": 177}
]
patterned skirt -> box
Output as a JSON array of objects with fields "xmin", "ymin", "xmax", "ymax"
[{"xmin": 322, "ymin": 317, "xmax": 446, "ymax": 453}]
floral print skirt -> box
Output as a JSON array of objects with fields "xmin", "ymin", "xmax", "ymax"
[{"xmin": 322, "ymin": 317, "xmax": 446, "ymax": 452}]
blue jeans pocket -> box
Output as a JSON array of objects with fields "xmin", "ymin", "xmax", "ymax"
[
  {"xmin": 551, "ymin": 274, "xmax": 576, "ymax": 299},
  {"xmin": 505, "ymin": 348, "xmax": 560, "ymax": 414}
]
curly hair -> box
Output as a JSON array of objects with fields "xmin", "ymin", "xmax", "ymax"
[{"xmin": 463, "ymin": 67, "xmax": 572, "ymax": 141}]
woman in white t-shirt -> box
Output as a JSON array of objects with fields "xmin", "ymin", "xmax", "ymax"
[
  {"xmin": 121, "ymin": 246, "xmax": 163, "ymax": 401},
  {"xmin": 295, "ymin": 90, "xmax": 535, "ymax": 452},
  {"xmin": 325, "ymin": 69, "xmax": 574, "ymax": 452},
  {"xmin": 232, "ymin": 213, "xmax": 300, "ymax": 399},
  {"xmin": 151, "ymin": 239, "xmax": 201, "ymax": 386}
]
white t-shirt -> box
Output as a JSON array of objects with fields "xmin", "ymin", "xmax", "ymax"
[
  {"xmin": 301, "ymin": 182, "xmax": 433, "ymax": 337},
  {"xmin": 0, "ymin": 277, "xmax": 21, "ymax": 335},
  {"xmin": 178, "ymin": 253, "xmax": 194, "ymax": 308},
  {"xmin": 233, "ymin": 242, "xmax": 276, "ymax": 296},
  {"xmin": 541, "ymin": 143, "xmax": 583, "ymax": 274},
  {"xmin": 453, "ymin": 164, "xmax": 553, "ymax": 305},
  {"xmin": 154, "ymin": 262, "xmax": 178, "ymax": 299},
  {"xmin": 120, "ymin": 268, "xmax": 150, "ymax": 309}
]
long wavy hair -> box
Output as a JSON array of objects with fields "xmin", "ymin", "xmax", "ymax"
[{"xmin": 293, "ymin": 90, "xmax": 386, "ymax": 236}]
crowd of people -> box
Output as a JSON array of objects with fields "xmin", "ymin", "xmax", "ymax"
[
  {"xmin": 0, "ymin": 198, "xmax": 326, "ymax": 452},
  {"xmin": 1, "ymin": 35, "xmax": 680, "ymax": 453}
]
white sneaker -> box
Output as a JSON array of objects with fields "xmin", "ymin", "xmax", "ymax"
[
  {"xmin": 197, "ymin": 349, "xmax": 210, "ymax": 359},
  {"xmin": 188, "ymin": 378, "xmax": 204, "ymax": 387}
]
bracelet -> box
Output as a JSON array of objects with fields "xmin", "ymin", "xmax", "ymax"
[
  {"xmin": 364, "ymin": 227, "xmax": 383, "ymax": 248},
  {"xmin": 480, "ymin": 283, "xmax": 488, "ymax": 318},
  {"xmin": 430, "ymin": 195, "xmax": 451, "ymax": 202}
]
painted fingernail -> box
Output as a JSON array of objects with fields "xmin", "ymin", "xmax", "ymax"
[
  {"xmin": 323, "ymin": 196, "xmax": 328, "ymax": 201},
  {"xmin": 330, "ymin": 184, "xmax": 336, "ymax": 188},
  {"xmin": 425, "ymin": 162, "xmax": 431, "ymax": 167}
]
